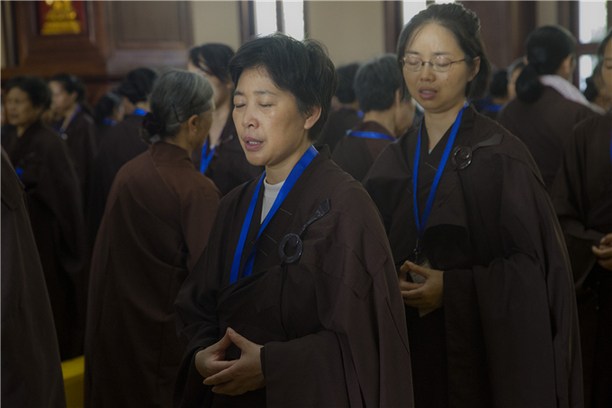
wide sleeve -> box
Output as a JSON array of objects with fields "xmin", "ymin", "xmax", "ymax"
[
  {"xmin": 29, "ymin": 137, "xmax": 86, "ymax": 280},
  {"xmin": 173, "ymin": 207, "xmax": 227, "ymax": 408},
  {"xmin": 445, "ymin": 151, "xmax": 581, "ymax": 408},
  {"xmin": 551, "ymin": 124, "xmax": 603, "ymax": 286},
  {"xmin": 263, "ymin": 189, "xmax": 413, "ymax": 408},
  {"xmin": 179, "ymin": 178, "xmax": 221, "ymax": 272}
]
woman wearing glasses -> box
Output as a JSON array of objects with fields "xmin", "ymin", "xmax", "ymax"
[{"xmin": 364, "ymin": 3, "xmax": 582, "ymax": 407}]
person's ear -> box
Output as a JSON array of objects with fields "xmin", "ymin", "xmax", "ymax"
[
  {"xmin": 303, "ymin": 106, "xmax": 322, "ymax": 130},
  {"xmin": 68, "ymin": 91, "xmax": 78, "ymax": 105},
  {"xmin": 187, "ymin": 114, "xmax": 199, "ymax": 134},
  {"xmin": 557, "ymin": 55, "xmax": 575, "ymax": 79},
  {"xmin": 468, "ymin": 56, "xmax": 481, "ymax": 82}
]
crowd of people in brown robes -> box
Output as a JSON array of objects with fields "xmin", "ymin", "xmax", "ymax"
[{"xmin": 2, "ymin": 2, "xmax": 612, "ymax": 408}]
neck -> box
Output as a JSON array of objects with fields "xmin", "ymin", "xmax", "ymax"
[
  {"xmin": 62, "ymin": 104, "xmax": 79, "ymax": 129},
  {"xmin": 134, "ymin": 102, "xmax": 149, "ymax": 113},
  {"xmin": 265, "ymin": 141, "xmax": 311, "ymax": 185},
  {"xmin": 362, "ymin": 111, "xmax": 396, "ymax": 137},
  {"xmin": 16, "ymin": 119, "xmax": 36, "ymax": 137},
  {"xmin": 164, "ymin": 132, "xmax": 192, "ymax": 156},
  {"xmin": 423, "ymin": 102, "xmax": 466, "ymax": 151},
  {"xmin": 209, "ymin": 102, "xmax": 230, "ymax": 147}
]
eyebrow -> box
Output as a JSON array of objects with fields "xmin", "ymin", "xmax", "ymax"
[
  {"xmin": 404, "ymin": 51, "xmax": 453, "ymax": 56},
  {"xmin": 233, "ymin": 90, "xmax": 278, "ymax": 97}
]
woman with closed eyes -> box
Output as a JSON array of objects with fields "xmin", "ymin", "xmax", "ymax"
[{"xmin": 364, "ymin": 3, "xmax": 582, "ymax": 407}]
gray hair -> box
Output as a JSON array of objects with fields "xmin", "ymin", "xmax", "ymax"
[{"xmin": 145, "ymin": 69, "xmax": 214, "ymax": 140}]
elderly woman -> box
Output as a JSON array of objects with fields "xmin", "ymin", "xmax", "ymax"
[
  {"xmin": 2, "ymin": 75, "xmax": 86, "ymax": 360},
  {"xmin": 174, "ymin": 34, "xmax": 413, "ymax": 408},
  {"xmin": 85, "ymin": 70, "xmax": 220, "ymax": 408}
]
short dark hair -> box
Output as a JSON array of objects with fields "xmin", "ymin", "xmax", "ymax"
[
  {"xmin": 49, "ymin": 73, "xmax": 86, "ymax": 103},
  {"xmin": 489, "ymin": 69, "xmax": 509, "ymax": 99},
  {"xmin": 93, "ymin": 91, "xmax": 122, "ymax": 126},
  {"xmin": 117, "ymin": 67, "xmax": 159, "ymax": 104},
  {"xmin": 229, "ymin": 33, "xmax": 337, "ymax": 140},
  {"xmin": 4, "ymin": 76, "xmax": 51, "ymax": 109},
  {"xmin": 354, "ymin": 54, "xmax": 403, "ymax": 112},
  {"xmin": 516, "ymin": 25, "xmax": 576, "ymax": 103},
  {"xmin": 335, "ymin": 62, "xmax": 360, "ymax": 104},
  {"xmin": 188, "ymin": 43, "xmax": 235, "ymax": 84},
  {"xmin": 396, "ymin": 2, "xmax": 491, "ymax": 99}
]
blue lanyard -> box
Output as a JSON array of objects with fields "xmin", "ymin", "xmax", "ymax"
[
  {"xmin": 199, "ymin": 139, "xmax": 216, "ymax": 174},
  {"xmin": 229, "ymin": 145, "xmax": 318, "ymax": 284},
  {"xmin": 347, "ymin": 130, "xmax": 394, "ymax": 141},
  {"xmin": 102, "ymin": 118, "xmax": 117, "ymax": 126},
  {"xmin": 132, "ymin": 108, "xmax": 147, "ymax": 117},
  {"xmin": 412, "ymin": 104, "xmax": 467, "ymax": 240}
]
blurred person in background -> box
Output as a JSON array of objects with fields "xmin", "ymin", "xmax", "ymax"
[
  {"xmin": 2, "ymin": 75, "xmax": 86, "ymax": 360},
  {"xmin": 87, "ymin": 67, "xmax": 158, "ymax": 245},
  {"xmin": 552, "ymin": 28, "xmax": 612, "ymax": 408},
  {"xmin": 498, "ymin": 25, "xmax": 599, "ymax": 190},
  {"xmin": 315, "ymin": 62, "xmax": 363, "ymax": 151},
  {"xmin": 2, "ymin": 149, "xmax": 66, "ymax": 408},
  {"xmin": 48, "ymin": 73, "xmax": 97, "ymax": 210},
  {"xmin": 332, "ymin": 54, "xmax": 412, "ymax": 181},
  {"xmin": 188, "ymin": 43, "xmax": 261, "ymax": 195}
]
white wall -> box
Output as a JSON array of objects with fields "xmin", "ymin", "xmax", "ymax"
[{"xmin": 191, "ymin": 1, "xmax": 241, "ymax": 51}]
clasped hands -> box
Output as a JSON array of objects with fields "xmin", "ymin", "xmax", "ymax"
[
  {"xmin": 593, "ymin": 233, "xmax": 612, "ymax": 271},
  {"xmin": 399, "ymin": 261, "xmax": 444, "ymax": 315},
  {"xmin": 195, "ymin": 327, "xmax": 264, "ymax": 396}
]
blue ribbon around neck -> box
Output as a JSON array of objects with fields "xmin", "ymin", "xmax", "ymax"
[
  {"xmin": 229, "ymin": 145, "xmax": 319, "ymax": 284},
  {"xmin": 347, "ymin": 130, "xmax": 394, "ymax": 141},
  {"xmin": 199, "ymin": 139, "xmax": 216, "ymax": 174},
  {"xmin": 132, "ymin": 108, "xmax": 147, "ymax": 117},
  {"xmin": 412, "ymin": 104, "xmax": 468, "ymax": 245}
]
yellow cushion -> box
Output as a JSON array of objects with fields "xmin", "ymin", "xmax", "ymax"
[{"xmin": 62, "ymin": 356, "xmax": 84, "ymax": 408}]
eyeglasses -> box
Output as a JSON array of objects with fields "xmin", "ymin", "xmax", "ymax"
[{"xmin": 402, "ymin": 55, "xmax": 467, "ymax": 72}]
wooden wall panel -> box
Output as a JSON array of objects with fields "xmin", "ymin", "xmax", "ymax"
[
  {"xmin": 1, "ymin": 0, "xmax": 108, "ymax": 78},
  {"xmin": 105, "ymin": 1, "xmax": 193, "ymax": 74},
  {"xmin": 1, "ymin": 1, "xmax": 193, "ymax": 104},
  {"xmin": 461, "ymin": 1, "xmax": 536, "ymax": 69}
]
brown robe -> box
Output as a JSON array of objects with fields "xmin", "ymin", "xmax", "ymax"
[
  {"xmin": 1, "ymin": 120, "xmax": 87, "ymax": 360},
  {"xmin": 364, "ymin": 106, "xmax": 582, "ymax": 408},
  {"xmin": 331, "ymin": 120, "xmax": 395, "ymax": 181},
  {"xmin": 1, "ymin": 149, "xmax": 66, "ymax": 408},
  {"xmin": 85, "ymin": 142, "xmax": 220, "ymax": 408},
  {"xmin": 498, "ymin": 86, "xmax": 597, "ymax": 190},
  {"xmin": 174, "ymin": 151, "xmax": 414, "ymax": 407},
  {"xmin": 191, "ymin": 117, "xmax": 262, "ymax": 196},
  {"xmin": 55, "ymin": 108, "xmax": 97, "ymax": 210},
  {"xmin": 87, "ymin": 114, "xmax": 148, "ymax": 245},
  {"xmin": 315, "ymin": 107, "xmax": 362, "ymax": 151},
  {"xmin": 552, "ymin": 112, "xmax": 612, "ymax": 407}
]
